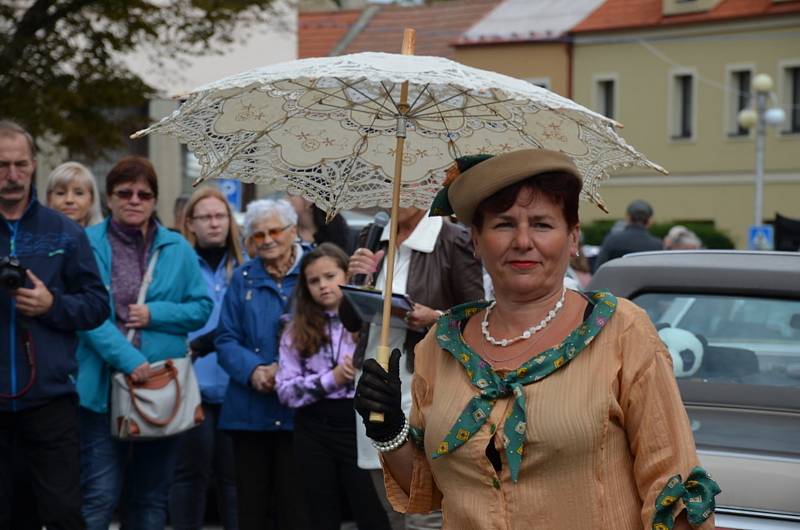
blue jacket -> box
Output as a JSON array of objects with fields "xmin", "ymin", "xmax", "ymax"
[
  {"xmin": 191, "ymin": 253, "xmax": 233, "ymax": 404},
  {"xmin": 215, "ymin": 248, "xmax": 303, "ymax": 431},
  {"xmin": 76, "ymin": 219, "xmax": 213, "ymax": 413},
  {"xmin": 0, "ymin": 194, "xmax": 109, "ymax": 411}
]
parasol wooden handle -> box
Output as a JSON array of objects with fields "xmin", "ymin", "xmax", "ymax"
[{"xmin": 370, "ymin": 27, "xmax": 416, "ymax": 424}]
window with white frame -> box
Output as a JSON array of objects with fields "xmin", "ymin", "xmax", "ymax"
[
  {"xmin": 728, "ymin": 69, "xmax": 752, "ymax": 136},
  {"xmin": 783, "ymin": 65, "xmax": 800, "ymax": 134},
  {"xmin": 671, "ymin": 72, "xmax": 695, "ymax": 139},
  {"xmin": 595, "ymin": 78, "xmax": 616, "ymax": 120}
]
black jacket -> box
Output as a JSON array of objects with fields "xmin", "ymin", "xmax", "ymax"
[
  {"xmin": 594, "ymin": 224, "xmax": 663, "ymax": 272},
  {"xmin": 0, "ymin": 192, "xmax": 110, "ymax": 410}
]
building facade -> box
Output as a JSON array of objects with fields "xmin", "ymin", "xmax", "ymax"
[{"xmin": 571, "ymin": 0, "xmax": 800, "ymax": 247}]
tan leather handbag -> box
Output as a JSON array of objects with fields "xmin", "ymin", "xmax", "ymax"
[
  {"xmin": 111, "ymin": 356, "xmax": 204, "ymax": 439},
  {"xmin": 110, "ymin": 250, "xmax": 204, "ymax": 439}
]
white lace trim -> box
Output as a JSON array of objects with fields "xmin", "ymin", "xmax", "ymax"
[{"xmin": 134, "ymin": 52, "xmax": 665, "ymax": 215}]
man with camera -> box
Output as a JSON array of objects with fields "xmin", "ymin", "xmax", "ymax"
[{"xmin": 0, "ymin": 120, "xmax": 110, "ymax": 529}]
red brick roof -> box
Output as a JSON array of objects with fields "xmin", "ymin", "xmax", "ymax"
[
  {"xmin": 339, "ymin": 0, "xmax": 500, "ymax": 58},
  {"xmin": 572, "ymin": 0, "xmax": 800, "ymax": 33},
  {"xmin": 298, "ymin": 9, "xmax": 362, "ymax": 58}
]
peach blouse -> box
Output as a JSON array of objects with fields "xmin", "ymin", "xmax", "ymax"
[{"xmin": 382, "ymin": 293, "xmax": 718, "ymax": 530}]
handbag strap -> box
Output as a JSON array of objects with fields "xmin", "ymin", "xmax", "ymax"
[
  {"xmin": 126, "ymin": 249, "xmax": 160, "ymax": 343},
  {"xmin": 126, "ymin": 360, "xmax": 183, "ymax": 426}
]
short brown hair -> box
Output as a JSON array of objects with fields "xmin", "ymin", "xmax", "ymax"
[
  {"xmin": 472, "ymin": 171, "xmax": 581, "ymax": 231},
  {"xmin": 106, "ymin": 156, "xmax": 158, "ymax": 198}
]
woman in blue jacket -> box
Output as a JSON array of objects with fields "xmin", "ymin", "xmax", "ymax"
[
  {"xmin": 169, "ymin": 186, "xmax": 243, "ymax": 530},
  {"xmin": 75, "ymin": 157, "xmax": 212, "ymax": 530},
  {"xmin": 215, "ymin": 198, "xmax": 309, "ymax": 530}
]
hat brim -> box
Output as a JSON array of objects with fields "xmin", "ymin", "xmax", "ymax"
[{"xmin": 447, "ymin": 149, "xmax": 582, "ymax": 225}]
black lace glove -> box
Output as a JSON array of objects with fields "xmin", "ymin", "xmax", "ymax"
[{"xmin": 354, "ymin": 348, "xmax": 405, "ymax": 442}]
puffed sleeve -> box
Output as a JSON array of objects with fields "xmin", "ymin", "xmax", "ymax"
[
  {"xmin": 618, "ymin": 303, "xmax": 720, "ymax": 530},
  {"xmin": 381, "ymin": 328, "xmax": 443, "ymax": 514}
]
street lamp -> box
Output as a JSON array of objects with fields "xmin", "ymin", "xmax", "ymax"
[{"xmin": 737, "ymin": 73, "xmax": 786, "ymax": 229}]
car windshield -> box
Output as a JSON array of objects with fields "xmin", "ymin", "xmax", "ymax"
[{"xmin": 633, "ymin": 293, "xmax": 800, "ymax": 388}]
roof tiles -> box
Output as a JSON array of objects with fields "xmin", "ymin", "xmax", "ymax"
[
  {"xmin": 572, "ymin": 0, "xmax": 800, "ymax": 33},
  {"xmin": 298, "ymin": 9, "xmax": 362, "ymax": 58},
  {"xmin": 339, "ymin": 0, "xmax": 500, "ymax": 58}
]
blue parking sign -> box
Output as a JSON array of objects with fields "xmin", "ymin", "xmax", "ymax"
[
  {"xmin": 747, "ymin": 225, "xmax": 774, "ymax": 251},
  {"xmin": 218, "ymin": 179, "xmax": 241, "ymax": 211}
]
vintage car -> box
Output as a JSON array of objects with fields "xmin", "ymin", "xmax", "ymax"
[{"xmin": 588, "ymin": 250, "xmax": 800, "ymax": 530}]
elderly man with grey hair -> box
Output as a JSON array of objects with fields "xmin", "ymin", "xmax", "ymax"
[
  {"xmin": 663, "ymin": 225, "xmax": 703, "ymax": 250},
  {"xmin": 215, "ymin": 198, "xmax": 310, "ymax": 530}
]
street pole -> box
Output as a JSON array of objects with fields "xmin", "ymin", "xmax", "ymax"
[{"xmin": 754, "ymin": 90, "xmax": 767, "ymax": 228}]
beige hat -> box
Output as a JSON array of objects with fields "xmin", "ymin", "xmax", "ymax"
[{"xmin": 430, "ymin": 149, "xmax": 582, "ymax": 225}]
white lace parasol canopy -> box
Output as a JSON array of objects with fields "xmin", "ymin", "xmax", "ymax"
[{"xmin": 134, "ymin": 52, "xmax": 665, "ymax": 216}]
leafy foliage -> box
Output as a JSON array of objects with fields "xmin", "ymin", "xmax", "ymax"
[
  {"xmin": 0, "ymin": 0, "xmax": 280, "ymax": 160},
  {"xmin": 583, "ymin": 219, "xmax": 736, "ymax": 249}
]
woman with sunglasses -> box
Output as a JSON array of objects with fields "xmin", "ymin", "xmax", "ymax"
[
  {"xmin": 215, "ymin": 198, "xmax": 310, "ymax": 530},
  {"xmin": 75, "ymin": 156, "xmax": 213, "ymax": 530}
]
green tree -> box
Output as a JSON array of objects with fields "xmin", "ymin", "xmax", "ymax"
[
  {"xmin": 582, "ymin": 219, "xmax": 735, "ymax": 249},
  {"xmin": 0, "ymin": 0, "xmax": 280, "ymax": 160}
]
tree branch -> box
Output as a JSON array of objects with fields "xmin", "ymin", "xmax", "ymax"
[{"xmin": 0, "ymin": 0, "xmax": 97, "ymax": 73}]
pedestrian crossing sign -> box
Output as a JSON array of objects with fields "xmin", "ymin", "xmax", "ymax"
[{"xmin": 747, "ymin": 225, "xmax": 774, "ymax": 251}]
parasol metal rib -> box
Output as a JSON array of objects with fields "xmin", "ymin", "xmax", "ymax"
[
  {"xmin": 410, "ymin": 97, "xmax": 518, "ymax": 119},
  {"xmin": 333, "ymin": 77, "xmax": 401, "ymax": 116},
  {"xmin": 379, "ymin": 81, "xmax": 403, "ymax": 116},
  {"xmin": 406, "ymin": 82, "xmax": 431, "ymax": 115},
  {"xmin": 371, "ymin": 27, "xmax": 415, "ymax": 424},
  {"xmin": 286, "ymin": 77, "xmax": 398, "ymax": 117},
  {"xmin": 423, "ymin": 84, "xmax": 462, "ymax": 161},
  {"xmin": 326, "ymin": 90, "xmax": 393, "ymax": 219}
]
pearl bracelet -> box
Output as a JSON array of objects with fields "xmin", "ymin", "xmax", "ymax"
[{"xmin": 371, "ymin": 417, "xmax": 410, "ymax": 453}]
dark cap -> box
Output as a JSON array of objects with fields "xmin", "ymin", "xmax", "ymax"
[{"xmin": 626, "ymin": 199, "xmax": 653, "ymax": 223}]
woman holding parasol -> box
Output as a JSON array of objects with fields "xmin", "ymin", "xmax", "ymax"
[{"xmin": 354, "ymin": 148, "xmax": 720, "ymax": 529}]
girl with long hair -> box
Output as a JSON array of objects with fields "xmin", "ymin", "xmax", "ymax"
[{"xmin": 276, "ymin": 243, "xmax": 389, "ymax": 530}]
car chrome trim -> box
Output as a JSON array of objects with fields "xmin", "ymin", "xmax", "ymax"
[
  {"xmin": 698, "ymin": 448, "xmax": 800, "ymax": 464},
  {"xmin": 717, "ymin": 506, "xmax": 800, "ymax": 522}
]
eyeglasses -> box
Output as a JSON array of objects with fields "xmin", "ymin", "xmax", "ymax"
[
  {"xmin": 113, "ymin": 189, "xmax": 155, "ymax": 201},
  {"xmin": 191, "ymin": 213, "xmax": 228, "ymax": 223},
  {"xmin": 250, "ymin": 224, "xmax": 293, "ymax": 244}
]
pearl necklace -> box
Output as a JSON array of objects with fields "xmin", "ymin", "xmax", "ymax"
[{"xmin": 481, "ymin": 287, "xmax": 567, "ymax": 347}]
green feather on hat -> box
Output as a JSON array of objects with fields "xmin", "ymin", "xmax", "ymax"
[{"xmin": 429, "ymin": 154, "xmax": 495, "ymax": 217}]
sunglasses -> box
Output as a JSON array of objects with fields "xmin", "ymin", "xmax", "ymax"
[
  {"xmin": 113, "ymin": 189, "xmax": 155, "ymax": 201},
  {"xmin": 250, "ymin": 224, "xmax": 293, "ymax": 244}
]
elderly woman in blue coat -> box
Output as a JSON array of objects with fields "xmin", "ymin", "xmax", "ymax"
[
  {"xmin": 215, "ymin": 198, "xmax": 309, "ymax": 530},
  {"xmin": 75, "ymin": 157, "xmax": 212, "ymax": 530}
]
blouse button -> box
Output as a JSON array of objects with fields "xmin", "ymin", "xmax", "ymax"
[
  {"xmin": 255, "ymin": 347, "xmax": 260, "ymax": 353},
  {"xmin": 488, "ymin": 423, "xmax": 496, "ymax": 434},
  {"xmin": 275, "ymin": 420, "xmax": 282, "ymax": 427},
  {"xmin": 491, "ymin": 478, "xmax": 501, "ymax": 489}
]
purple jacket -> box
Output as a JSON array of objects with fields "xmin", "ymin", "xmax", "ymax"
[{"xmin": 276, "ymin": 313, "xmax": 356, "ymax": 409}]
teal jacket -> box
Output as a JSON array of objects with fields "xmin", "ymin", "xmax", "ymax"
[{"xmin": 76, "ymin": 219, "xmax": 213, "ymax": 413}]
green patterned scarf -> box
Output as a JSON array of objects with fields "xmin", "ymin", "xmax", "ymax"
[{"xmin": 432, "ymin": 291, "xmax": 618, "ymax": 482}]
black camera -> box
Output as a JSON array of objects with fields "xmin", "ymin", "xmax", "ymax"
[{"xmin": 0, "ymin": 257, "xmax": 26, "ymax": 290}]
